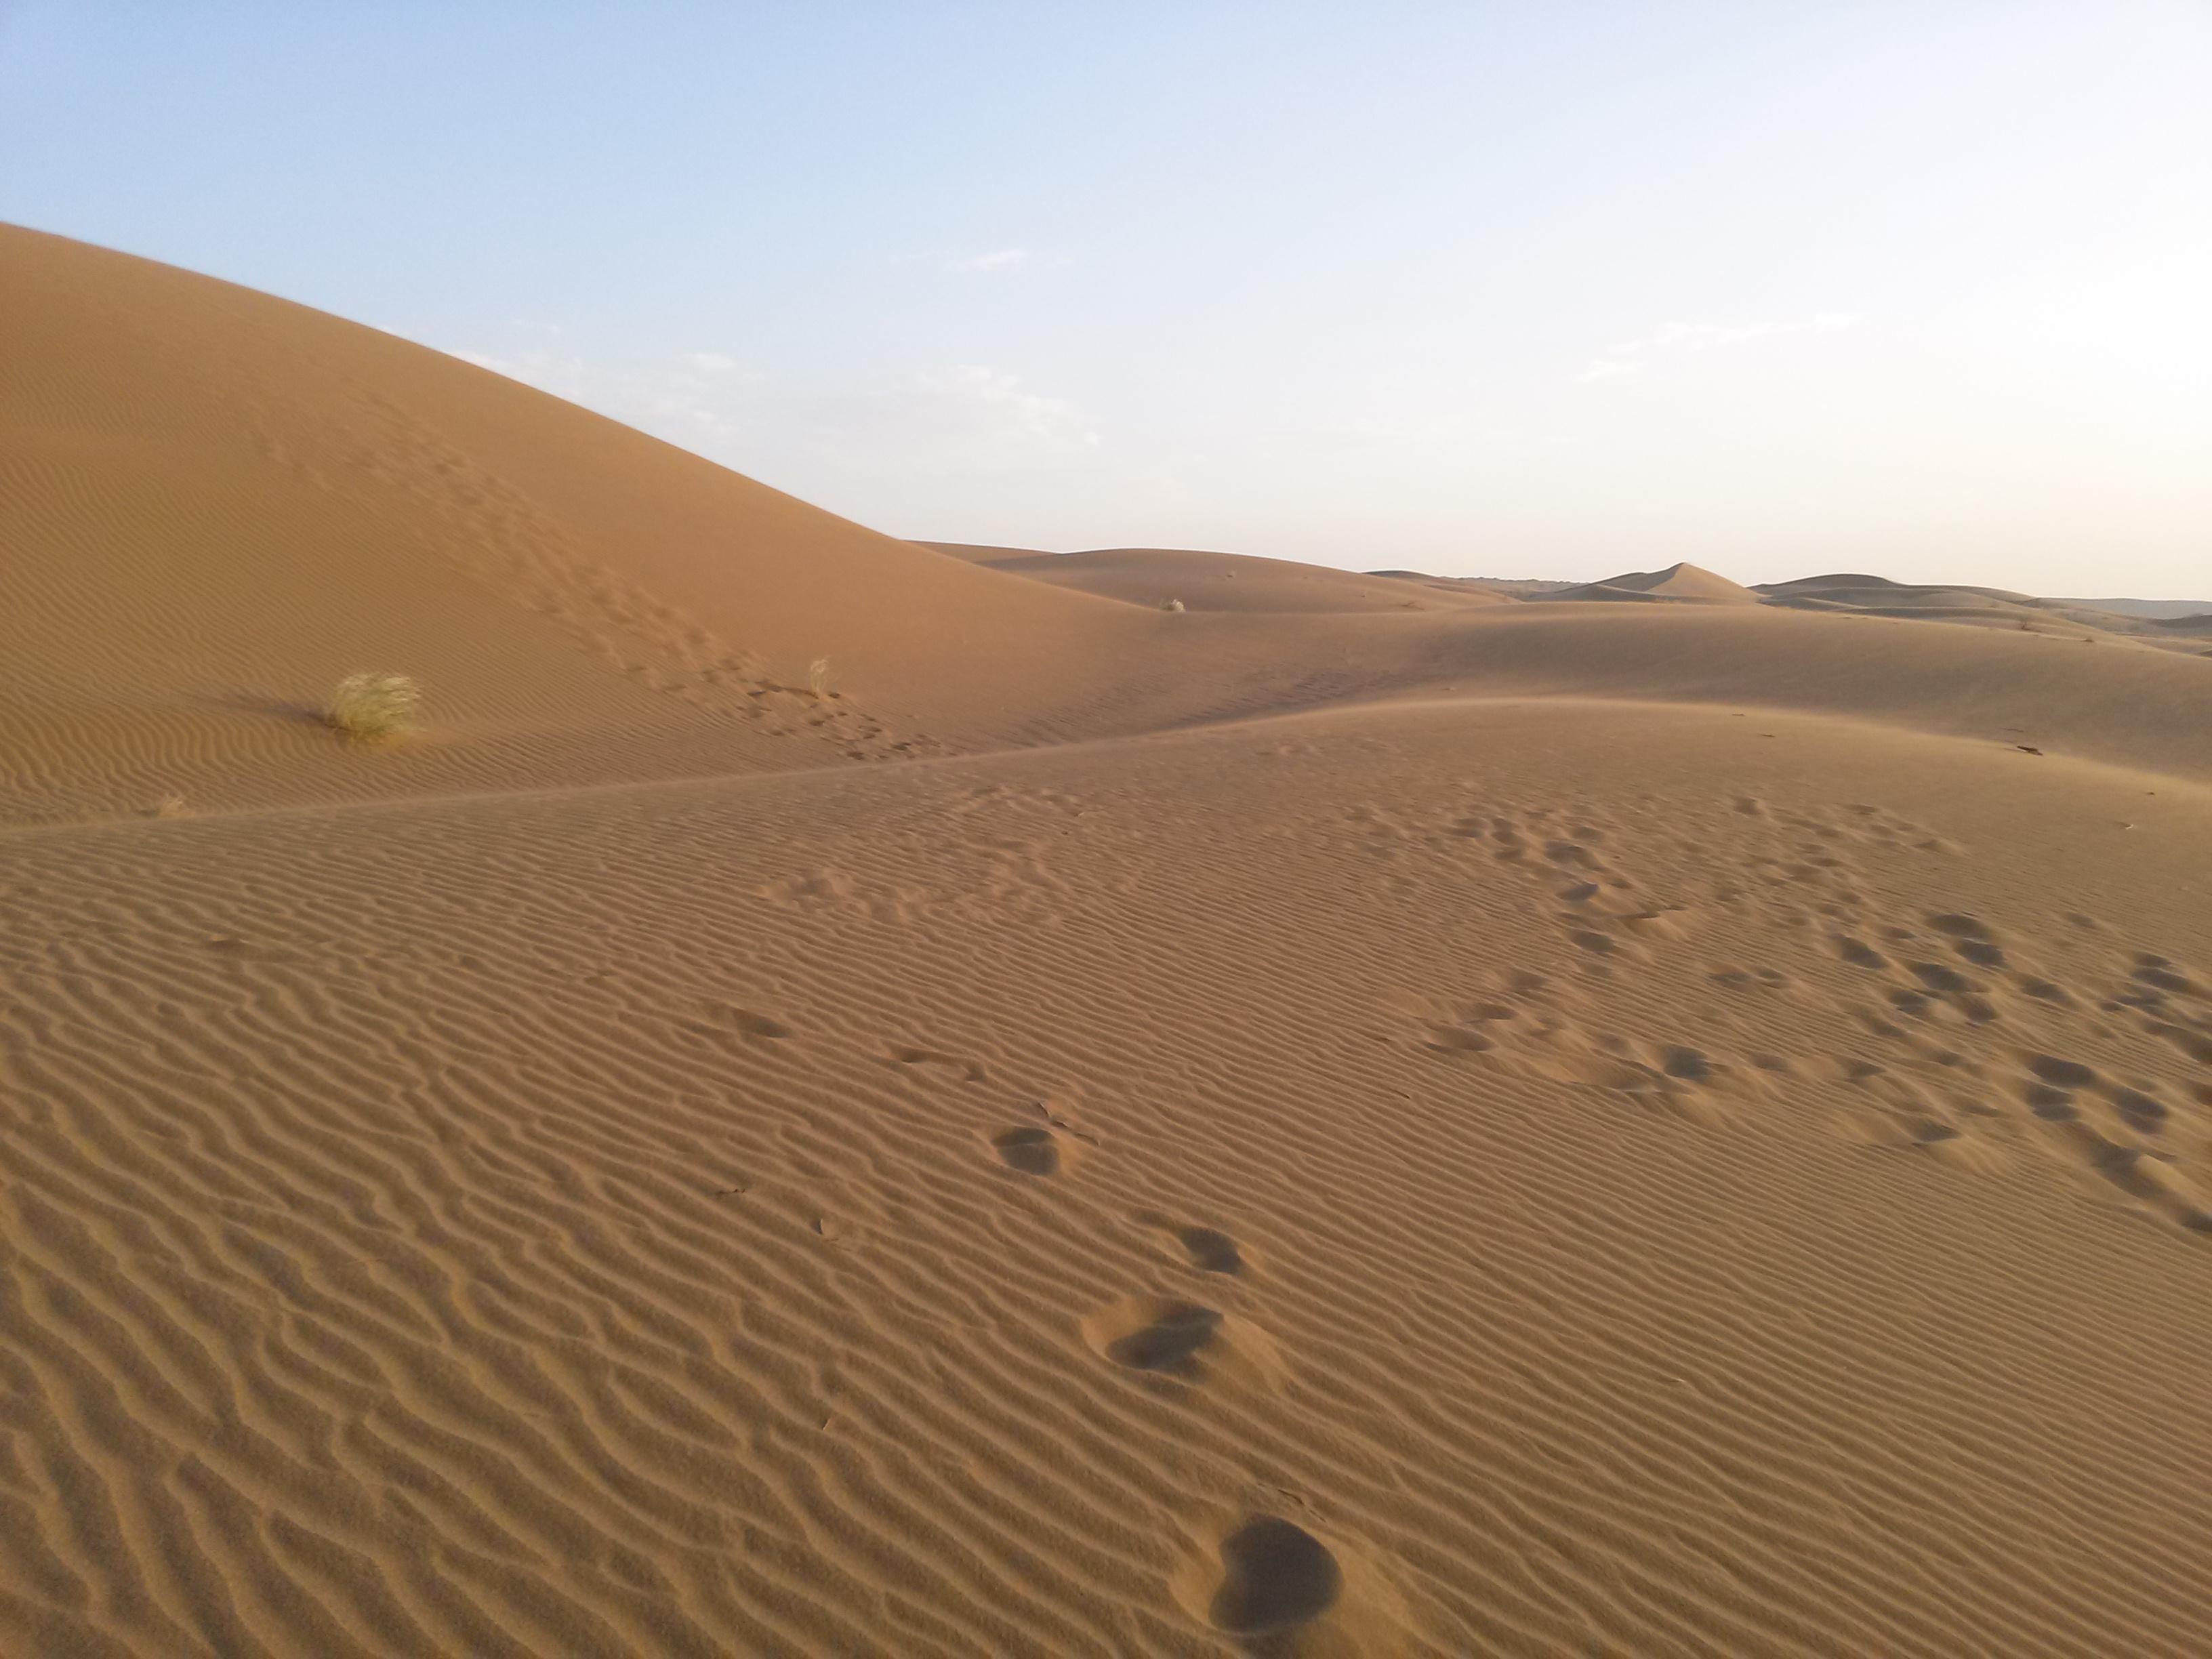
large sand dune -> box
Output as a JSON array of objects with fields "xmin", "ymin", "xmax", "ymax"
[
  {"xmin": 1553, "ymin": 561, "xmax": 1761, "ymax": 605},
  {"xmin": 6, "ymin": 224, "xmax": 2212, "ymax": 1658}
]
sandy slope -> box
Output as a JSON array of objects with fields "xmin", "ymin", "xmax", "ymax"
[{"xmin": 6, "ymin": 224, "xmax": 2212, "ymax": 1658}]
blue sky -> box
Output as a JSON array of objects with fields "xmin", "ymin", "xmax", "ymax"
[{"xmin": 5, "ymin": 3, "xmax": 2207, "ymax": 591}]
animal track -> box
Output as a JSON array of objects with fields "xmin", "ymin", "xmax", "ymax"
[{"xmin": 1128, "ymin": 1210, "xmax": 1247, "ymax": 1274}]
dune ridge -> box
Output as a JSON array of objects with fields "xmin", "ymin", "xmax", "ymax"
[{"xmin": 5, "ymin": 223, "xmax": 2212, "ymax": 1657}]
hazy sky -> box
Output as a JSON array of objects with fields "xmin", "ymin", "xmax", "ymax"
[{"xmin": 5, "ymin": 3, "xmax": 2207, "ymax": 591}]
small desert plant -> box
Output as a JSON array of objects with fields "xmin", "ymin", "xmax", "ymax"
[
  {"xmin": 808, "ymin": 657, "xmax": 834, "ymax": 698},
  {"xmin": 150, "ymin": 794, "xmax": 190, "ymax": 819},
  {"xmin": 325, "ymin": 672, "xmax": 423, "ymax": 742},
  {"xmin": 1160, "ymin": 598, "xmax": 1186, "ymax": 614}
]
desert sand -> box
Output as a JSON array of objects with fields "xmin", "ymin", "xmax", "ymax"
[{"xmin": 5, "ymin": 222, "xmax": 2212, "ymax": 1657}]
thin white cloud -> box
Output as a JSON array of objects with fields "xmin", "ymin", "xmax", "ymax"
[
  {"xmin": 937, "ymin": 247, "xmax": 1075, "ymax": 274},
  {"xmin": 917, "ymin": 364, "xmax": 1099, "ymax": 453},
  {"xmin": 1578, "ymin": 311, "xmax": 1857, "ymax": 383},
  {"xmin": 949, "ymin": 248, "xmax": 1032, "ymax": 272},
  {"xmin": 682, "ymin": 351, "xmax": 739, "ymax": 373}
]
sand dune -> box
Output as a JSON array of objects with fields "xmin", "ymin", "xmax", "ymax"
[
  {"xmin": 2060, "ymin": 596, "xmax": 2212, "ymax": 621},
  {"xmin": 1552, "ymin": 561, "xmax": 1760, "ymax": 605},
  {"xmin": 1752, "ymin": 573, "xmax": 2212, "ymax": 655},
  {"xmin": 7, "ymin": 224, "xmax": 2212, "ymax": 1658}
]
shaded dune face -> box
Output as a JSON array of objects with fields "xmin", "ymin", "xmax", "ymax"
[{"xmin": 3, "ymin": 225, "xmax": 2212, "ymax": 1658}]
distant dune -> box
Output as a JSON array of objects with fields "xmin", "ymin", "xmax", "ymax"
[
  {"xmin": 7, "ymin": 222, "xmax": 2212, "ymax": 1659},
  {"xmin": 1376, "ymin": 571, "xmax": 1582, "ymax": 598},
  {"xmin": 2055, "ymin": 596, "xmax": 2212, "ymax": 621},
  {"xmin": 1754, "ymin": 574, "xmax": 2211, "ymax": 654},
  {"xmin": 910, "ymin": 539, "xmax": 1044, "ymax": 562},
  {"xmin": 1552, "ymin": 561, "xmax": 1761, "ymax": 605}
]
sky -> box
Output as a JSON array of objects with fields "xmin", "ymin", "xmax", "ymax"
[{"xmin": 3, "ymin": 2, "xmax": 2208, "ymax": 593}]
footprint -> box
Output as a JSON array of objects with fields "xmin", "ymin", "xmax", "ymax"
[
  {"xmin": 1206, "ymin": 1517, "xmax": 1343, "ymax": 1640},
  {"xmin": 2109, "ymin": 1087, "xmax": 2168, "ymax": 1134},
  {"xmin": 2049, "ymin": 1121, "xmax": 2212, "ymax": 1233},
  {"xmin": 1835, "ymin": 936, "xmax": 1887, "ymax": 970},
  {"xmin": 2133, "ymin": 956, "xmax": 2205, "ymax": 999},
  {"xmin": 991, "ymin": 1127, "xmax": 1063, "ymax": 1176},
  {"xmin": 1907, "ymin": 962, "xmax": 1976, "ymax": 995},
  {"xmin": 1086, "ymin": 1298, "xmax": 1224, "ymax": 1376},
  {"xmin": 1927, "ymin": 914, "xmax": 1991, "ymax": 941},
  {"xmin": 1173, "ymin": 1226, "xmax": 1244, "ymax": 1275},
  {"xmin": 2028, "ymin": 1055, "xmax": 2098, "ymax": 1090}
]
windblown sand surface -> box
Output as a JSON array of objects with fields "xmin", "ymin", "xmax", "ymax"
[{"xmin": 6, "ymin": 224, "xmax": 2212, "ymax": 1657}]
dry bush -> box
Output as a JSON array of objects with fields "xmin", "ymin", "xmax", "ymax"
[
  {"xmin": 325, "ymin": 672, "xmax": 423, "ymax": 742},
  {"xmin": 1161, "ymin": 598, "xmax": 1186, "ymax": 614},
  {"xmin": 808, "ymin": 657, "xmax": 833, "ymax": 697}
]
